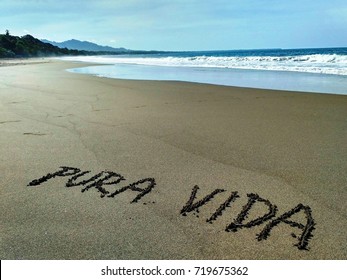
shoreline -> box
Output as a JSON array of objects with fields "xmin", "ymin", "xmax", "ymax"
[
  {"xmin": 1, "ymin": 59, "xmax": 346, "ymax": 259},
  {"xmin": 3, "ymin": 57, "xmax": 347, "ymax": 96},
  {"xmin": 65, "ymin": 58, "xmax": 347, "ymax": 96},
  {"xmin": 0, "ymin": 57, "xmax": 51, "ymax": 67}
]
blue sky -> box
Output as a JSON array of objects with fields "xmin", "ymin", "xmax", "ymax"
[{"xmin": 1, "ymin": 0, "xmax": 347, "ymax": 51}]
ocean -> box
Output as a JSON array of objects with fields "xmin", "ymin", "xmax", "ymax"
[{"xmin": 62, "ymin": 47, "xmax": 347, "ymax": 95}]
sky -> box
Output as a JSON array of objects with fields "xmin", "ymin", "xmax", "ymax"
[{"xmin": 1, "ymin": 0, "xmax": 347, "ymax": 51}]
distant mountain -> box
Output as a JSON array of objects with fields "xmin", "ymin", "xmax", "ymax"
[
  {"xmin": 41, "ymin": 39, "xmax": 128, "ymax": 53},
  {"xmin": 0, "ymin": 33, "xmax": 91, "ymax": 58},
  {"xmin": 0, "ymin": 32, "xmax": 163, "ymax": 58}
]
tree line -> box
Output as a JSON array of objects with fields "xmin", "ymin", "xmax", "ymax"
[
  {"xmin": 0, "ymin": 31, "xmax": 93, "ymax": 58},
  {"xmin": 0, "ymin": 31, "xmax": 164, "ymax": 58}
]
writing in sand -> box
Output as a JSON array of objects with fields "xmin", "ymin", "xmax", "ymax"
[{"xmin": 28, "ymin": 166, "xmax": 316, "ymax": 251}]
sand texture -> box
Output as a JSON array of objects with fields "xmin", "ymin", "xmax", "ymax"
[{"xmin": 0, "ymin": 59, "xmax": 346, "ymax": 259}]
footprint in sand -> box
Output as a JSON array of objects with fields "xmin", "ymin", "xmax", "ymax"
[
  {"xmin": 0, "ymin": 120, "xmax": 21, "ymax": 124},
  {"xmin": 23, "ymin": 132, "xmax": 47, "ymax": 136}
]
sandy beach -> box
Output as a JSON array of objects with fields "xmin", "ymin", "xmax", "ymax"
[{"xmin": 0, "ymin": 58, "xmax": 346, "ymax": 259}]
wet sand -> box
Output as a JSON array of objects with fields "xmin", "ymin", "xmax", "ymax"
[{"xmin": 0, "ymin": 58, "xmax": 346, "ymax": 259}]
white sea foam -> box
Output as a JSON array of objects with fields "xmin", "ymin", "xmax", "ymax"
[{"xmin": 61, "ymin": 53, "xmax": 347, "ymax": 76}]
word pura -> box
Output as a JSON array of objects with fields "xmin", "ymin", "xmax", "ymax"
[{"xmin": 28, "ymin": 166, "xmax": 155, "ymax": 203}]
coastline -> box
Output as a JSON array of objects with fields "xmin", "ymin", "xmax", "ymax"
[
  {"xmin": 1, "ymin": 58, "xmax": 346, "ymax": 259},
  {"xmin": 0, "ymin": 57, "xmax": 51, "ymax": 67}
]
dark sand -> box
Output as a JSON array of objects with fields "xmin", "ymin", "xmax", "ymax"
[{"xmin": 0, "ymin": 59, "xmax": 346, "ymax": 259}]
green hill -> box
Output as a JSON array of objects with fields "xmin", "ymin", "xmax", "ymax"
[
  {"xmin": 0, "ymin": 32, "xmax": 165, "ymax": 58},
  {"xmin": 0, "ymin": 33, "xmax": 90, "ymax": 58},
  {"xmin": 42, "ymin": 39, "xmax": 129, "ymax": 52}
]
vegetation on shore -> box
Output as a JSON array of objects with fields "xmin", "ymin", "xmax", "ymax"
[
  {"xmin": 0, "ymin": 31, "xmax": 163, "ymax": 58},
  {"xmin": 0, "ymin": 31, "xmax": 94, "ymax": 58}
]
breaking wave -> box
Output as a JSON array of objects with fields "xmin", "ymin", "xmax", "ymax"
[{"xmin": 62, "ymin": 52, "xmax": 347, "ymax": 76}]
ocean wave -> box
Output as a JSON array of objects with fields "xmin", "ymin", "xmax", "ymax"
[{"xmin": 61, "ymin": 53, "xmax": 347, "ymax": 76}]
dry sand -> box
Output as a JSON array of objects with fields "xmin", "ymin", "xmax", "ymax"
[{"xmin": 0, "ymin": 58, "xmax": 346, "ymax": 259}]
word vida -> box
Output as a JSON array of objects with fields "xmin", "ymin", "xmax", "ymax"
[{"xmin": 28, "ymin": 166, "xmax": 315, "ymax": 251}]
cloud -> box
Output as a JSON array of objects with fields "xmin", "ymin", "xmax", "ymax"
[{"xmin": 1, "ymin": 0, "xmax": 346, "ymax": 49}]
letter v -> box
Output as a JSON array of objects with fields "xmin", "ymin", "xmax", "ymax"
[{"xmin": 180, "ymin": 185, "xmax": 225, "ymax": 216}]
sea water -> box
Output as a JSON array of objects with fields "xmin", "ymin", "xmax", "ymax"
[{"xmin": 62, "ymin": 48, "xmax": 347, "ymax": 95}]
